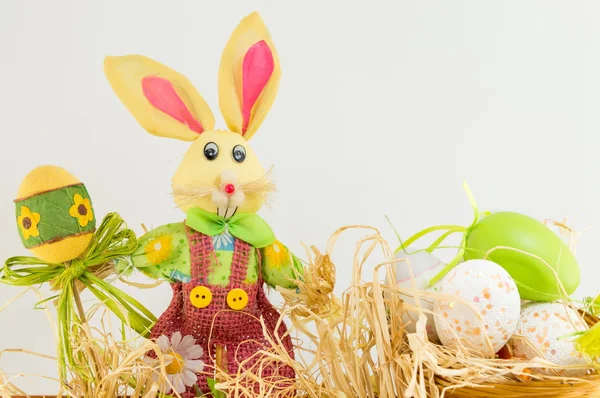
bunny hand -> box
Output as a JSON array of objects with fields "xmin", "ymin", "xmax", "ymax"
[{"xmin": 261, "ymin": 240, "xmax": 304, "ymax": 289}]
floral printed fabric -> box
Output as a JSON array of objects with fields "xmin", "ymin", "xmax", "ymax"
[
  {"xmin": 131, "ymin": 222, "xmax": 191, "ymax": 282},
  {"xmin": 261, "ymin": 240, "xmax": 304, "ymax": 289},
  {"xmin": 17, "ymin": 206, "xmax": 41, "ymax": 240},
  {"xmin": 14, "ymin": 184, "xmax": 96, "ymax": 248},
  {"xmin": 69, "ymin": 194, "xmax": 94, "ymax": 227},
  {"xmin": 206, "ymin": 249, "xmax": 260, "ymax": 286},
  {"xmin": 212, "ymin": 230, "xmax": 234, "ymax": 251},
  {"xmin": 131, "ymin": 223, "xmax": 260, "ymax": 286},
  {"xmin": 130, "ymin": 222, "xmax": 303, "ymax": 289}
]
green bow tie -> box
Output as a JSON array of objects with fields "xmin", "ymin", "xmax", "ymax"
[{"xmin": 185, "ymin": 207, "xmax": 276, "ymax": 249}]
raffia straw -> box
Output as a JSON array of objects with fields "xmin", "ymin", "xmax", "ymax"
[
  {"xmin": 0, "ymin": 348, "xmax": 59, "ymax": 397},
  {"xmin": 0, "ymin": 288, "xmax": 59, "ymax": 397},
  {"xmin": 2, "ymin": 223, "xmax": 598, "ymax": 397},
  {"xmin": 217, "ymin": 226, "xmax": 410, "ymax": 397},
  {"xmin": 0, "ymin": 288, "xmax": 178, "ymax": 398},
  {"xmin": 279, "ymin": 245, "xmax": 341, "ymax": 322},
  {"xmin": 54, "ymin": 310, "xmax": 181, "ymax": 398},
  {"xmin": 118, "ymin": 278, "xmax": 163, "ymax": 290},
  {"xmin": 215, "ymin": 225, "xmax": 598, "ymax": 398},
  {"xmin": 51, "ymin": 262, "xmax": 116, "ymax": 298}
]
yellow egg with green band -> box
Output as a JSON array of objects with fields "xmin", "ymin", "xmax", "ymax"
[{"xmin": 15, "ymin": 165, "xmax": 96, "ymax": 263}]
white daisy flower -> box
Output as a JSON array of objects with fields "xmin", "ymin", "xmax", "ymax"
[{"xmin": 145, "ymin": 332, "xmax": 205, "ymax": 394}]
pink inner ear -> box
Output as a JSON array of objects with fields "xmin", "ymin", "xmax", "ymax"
[
  {"xmin": 142, "ymin": 76, "xmax": 204, "ymax": 134},
  {"xmin": 241, "ymin": 40, "xmax": 275, "ymax": 134}
]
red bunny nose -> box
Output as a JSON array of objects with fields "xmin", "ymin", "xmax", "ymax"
[{"xmin": 224, "ymin": 184, "xmax": 236, "ymax": 195}]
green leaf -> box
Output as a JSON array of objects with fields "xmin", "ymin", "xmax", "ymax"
[
  {"xmin": 585, "ymin": 295, "xmax": 600, "ymax": 316},
  {"xmin": 207, "ymin": 378, "xmax": 226, "ymax": 397}
]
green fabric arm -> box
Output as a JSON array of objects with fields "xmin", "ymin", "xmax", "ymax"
[
  {"xmin": 260, "ymin": 240, "xmax": 304, "ymax": 289},
  {"xmin": 117, "ymin": 222, "xmax": 191, "ymax": 282}
]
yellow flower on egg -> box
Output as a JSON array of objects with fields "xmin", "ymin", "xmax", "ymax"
[
  {"xmin": 69, "ymin": 194, "xmax": 94, "ymax": 227},
  {"xmin": 17, "ymin": 206, "xmax": 41, "ymax": 239},
  {"xmin": 144, "ymin": 234, "xmax": 173, "ymax": 265},
  {"xmin": 264, "ymin": 240, "xmax": 290, "ymax": 269}
]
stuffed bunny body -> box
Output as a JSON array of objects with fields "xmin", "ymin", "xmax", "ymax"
[
  {"xmin": 105, "ymin": 12, "xmax": 302, "ymax": 396},
  {"xmin": 144, "ymin": 225, "xmax": 299, "ymax": 395}
]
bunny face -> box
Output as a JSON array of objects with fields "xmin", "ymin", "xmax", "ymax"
[
  {"xmin": 104, "ymin": 12, "xmax": 280, "ymax": 217},
  {"xmin": 172, "ymin": 130, "xmax": 267, "ymax": 215}
]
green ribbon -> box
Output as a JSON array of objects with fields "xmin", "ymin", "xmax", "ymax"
[
  {"xmin": 394, "ymin": 182, "xmax": 483, "ymax": 288},
  {"xmin": 1, "ymin": 212, "xmax": 157, "ymax": 382},
  {"xmin": 186, "ymin": 207, "xmax": 276, "ymax": 249}
]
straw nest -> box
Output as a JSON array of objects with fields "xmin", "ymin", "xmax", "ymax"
[
  {"xmin": 0, "ymin": 226, "xmax": 598, "ymax": 397},
  {"xmin": 221, "ymin": 225, "xmax": 600, "ymax": 398},
  {"xmin": 0, "ymin": 286, "xmax": 189, "ymax": 398}
]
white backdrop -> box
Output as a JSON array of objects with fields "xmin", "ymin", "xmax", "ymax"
[{"xmin": 1, "ymin": 1, "xmax": 600, "ymax": 394}]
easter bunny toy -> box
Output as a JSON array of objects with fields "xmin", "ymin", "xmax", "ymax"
[{"xmin": 104, "ymin": 12, "xmax": 303, "ymax": 396}]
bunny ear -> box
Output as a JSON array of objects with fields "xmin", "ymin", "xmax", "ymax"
[
  {"xmin": 104, "ymin": 55, "xmax": 215, "ymax": 141},
  {"xmin": 218, "ymin": 12, "xmax": 281, "ymax": 140}
]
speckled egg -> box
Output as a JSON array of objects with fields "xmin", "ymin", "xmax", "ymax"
[
  {"xmin": 395, "ymin": 249, "xmax": 445, "ymax": 341},
  {"xmin": 433, "ymin": 259, "xmax": 521, "ymax": 357},
  {"xmin": 513, "ymin": 302, "xmax": 590, "ymax": 375}
]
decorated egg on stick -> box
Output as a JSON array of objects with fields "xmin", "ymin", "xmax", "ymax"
[
  {"xmin": 513, "ymin": 302, "xmax": 590, "ymax": 376},
  {"xmin": 433, "ymin": 259, "xmax": 521, "ymax": 357},
  {"xmin": 15, "ymin": 165, "xmax": 96, "ymax": 263},
  {"xmin": 395, "ymin": 248, "xmax": 445, "ymax": 341},
  {"xmin": 4, "ymin": 164, "xmax": 158, "ymax": 383}
]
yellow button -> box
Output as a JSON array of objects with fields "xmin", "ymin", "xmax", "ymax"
[
  {"xmin": 190, "ymin": 286, "xmax": 212, "ymax": 309},
  {"xmin": 227, "ymin": 288, "xmax": 248, "ymax": 310}
]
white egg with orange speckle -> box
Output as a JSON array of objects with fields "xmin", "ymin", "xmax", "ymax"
[
  {"xmin": 513, "ymin": 302, "xmax": 590, "ymax": 375},
  {"xmin": 433, "ymin": 259, "xmax": 521, "ymax": 357}
]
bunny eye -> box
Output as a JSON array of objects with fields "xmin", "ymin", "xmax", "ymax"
[
  {"xmin": 232, "ymin": 145, "xmax": 246, "ymax": 163},
  {"xmin": 203, "ymin": 142, "xmax": 219, "ymax": 161}
]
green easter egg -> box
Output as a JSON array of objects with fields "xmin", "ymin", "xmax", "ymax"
[
  {"xmin": 465, "ymin": 211, "xmax": 579, "ymax": 301},
  {"xmin": 15, "ymin": 166, "xmax": 96, "ymax": 263}
]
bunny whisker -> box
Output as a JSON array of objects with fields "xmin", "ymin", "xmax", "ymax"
[
  {"xmin": 171, "ymin": 191, "xmax": 211, "ymax": 211},
  {"xmin": 241, "ymin": 166, "xmax": 277, "ymax": 205},
  {"xmin": 172, "ymin": 167, "xmax": 276, "ymax": 211},
  {"xmin": 171, "ymin": 185, "xmax": 214, "ymax": 210},
  {"xmin": 172, "ymin": 185, "xmax": 214, "ymax": 200}
]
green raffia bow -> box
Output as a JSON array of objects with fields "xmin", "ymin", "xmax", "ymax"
[
  {"xmin": 1, "ymin": 212, "xmax": 157, "ymax": 382},
  {"xmin": 395, "ymin": 182, "xmax": 483, "ymax": 287},
  {"xmin": 186, "ymin": 207, "xmax": 276, "ymax": 248},
  {"xmin": 575, "ymin": 318, "xmax": 600, "ymax": 362},
  {"xmin": 573, "ymin": 297, "xmax": 600, "ymax": 362},
  {"xmin": 585, "ymin": 295, "xmax": 600, "ymax": 316}
]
